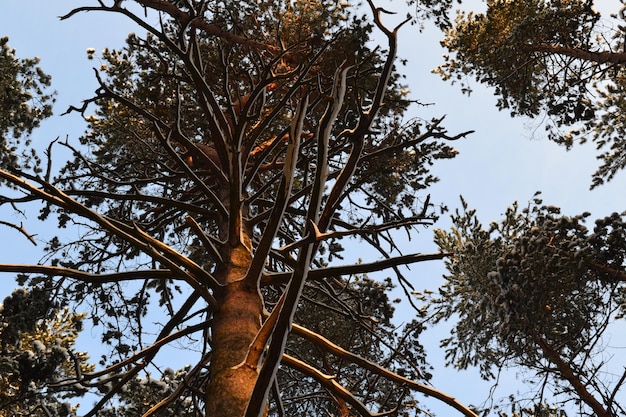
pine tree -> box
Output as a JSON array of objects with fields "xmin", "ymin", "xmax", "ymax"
[{"xmin": 0, "ymin": 1, "xmax": 474, "ymax": 416}]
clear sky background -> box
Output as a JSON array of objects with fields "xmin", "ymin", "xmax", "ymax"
[{"xmin": 1, "ymin": 0, "xmax": 625, "ymax": 415}]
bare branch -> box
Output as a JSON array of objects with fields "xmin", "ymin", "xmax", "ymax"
[
  {"xmin": 245, "ymin": 94, "xmax": 309, "ymax": 287},
  {"xmin": 262, "ymin": 252, "xmax": 451, "ymax": 286},
  {"xmin": 291, "ymin": 324, "xmax": 479, "ymax": 417},
  {"xmin": 283, "ymin": 353, "xmax": 394, "ymax": 417},
  {"xmin": 0, "ymin": 169, "xmax": 218, "ymax": 305},
  {"xmin": 83, "ymin": 290, "xmax": 203, "ymax": 381},
  {"xmin": 533, "ymin": 44, "xmax": 626, "ymax": 65},
  {"xmin": 0, "ymin": 220, "xmax": 37, "ymax": 245},
  {"xmin": 0, "ymin": 264, "xmax": 173, "ymax": 283},
  {"xmin": 534, "ymin": 334, "xmax": 611, "ymax": 417},
  {"xmin": 245, "ymin": 291, "xmax": 286, "ymax": 369}
]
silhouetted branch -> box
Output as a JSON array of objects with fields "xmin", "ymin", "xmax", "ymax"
[
  {"xmin": 0, "ymin": 264, "xmax": 173, "ymax": 283},
  {"xmin": 0, "ymin": 220, "xmax": 37, "ymax": 245},
  {"xmin": 291, "ymin": 323, "xmax": 480, "ymax": 417},
  {"xmin": 262, "ymin": 252, "xmax": 451, "ymax": 286}
]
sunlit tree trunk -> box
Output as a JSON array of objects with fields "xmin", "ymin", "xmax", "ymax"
[{"xmin": 206, "ymin": 242, "xmax": 263, "ymax": 417}]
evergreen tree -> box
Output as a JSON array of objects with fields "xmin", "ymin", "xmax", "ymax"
[
  {"xmin": 432, "ymin": 195, "xmax": 626, "ymax": 417},
  {"xmin": 0, "ymin": 36, "xmax": 54, "ymax": 173},
  {"xmin": 429, "ymin": 2, "xmax": 626, "ymax": 415},
  {"xmin": 0, "ymin": 1, "xmax": 473, "ymax": 416},
  {"xmin": 435, "ymin": 0, "xmax": 626, "ymax": 187},
  {"xmin": 0, "ymin": 287, "xmax": 92, "ymax": 417}
]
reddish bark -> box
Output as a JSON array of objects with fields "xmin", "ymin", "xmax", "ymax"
[
  {"xmin": 532, "ymin": 44, "xmax": 626, "ymax": 65},
  {"xmin": 534, "ymin": 334, "xmax": 611, "ymax": 417},
  {"xmin": 206, "ymin": 241, "xmax": 263, "ymax": 417},
  {"xmin": 206, "ymin": 281, "xmax": 263, "ymax": 417}
]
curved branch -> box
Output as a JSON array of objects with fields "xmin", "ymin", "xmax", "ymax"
[
  {"xmin": 80, "ymin": 290, "xmax": 204, "ymax": 417},
  {"xmin": 318, "ymin": 2, "xmax": 403, "ymax": 233},
  {"xmin": 83, "ymin": 291, "xmax": 203, "ymax": 381},
  {"xmin": 307, "ymin": 60, "xmax": 352, "ymax": 224},
  {"xmin": 245, "ymin": 94, "xmax": 309, "ymax": 287},
  {"xmin": 138, "ymin": 0, "xmax": 279, "ymax": 53},
  {"xmin": 0, "ymin": 220, "xmax": 37, "ymax": 245},
  {"xmin": 534, "ymin": 334, "xmax": 611, "ymax": 417},
  {"xmin": 282, "ymin": 354, "xmax": 381, "ymax": 417},
  {"xmin": 291, "ymin": 324, "xmax": 479, "ymax": 417},
  {"xmin": 60, "ymin": 1, "xmax": 277, "ymax": 52},
  {"xmin": 63, "ymin": 189, "xmax": 216, "ymax": 218},
  {"xmin": 0, "ymin": 169, "xmax": 218, "ymax": 305}
]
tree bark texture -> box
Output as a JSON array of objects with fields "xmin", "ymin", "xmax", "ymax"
[{"xmin": 206, "ymin": 243, "xmax": 263, "ymax": 417}]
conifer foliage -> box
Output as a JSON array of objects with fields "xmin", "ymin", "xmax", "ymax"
[
  {"xmin": 435, "ymin": 0, "xmax": 626, "ymax": 187},
  {"xmin": 0, "ymin": 1, "xmax": 472, "ymax": 416}
]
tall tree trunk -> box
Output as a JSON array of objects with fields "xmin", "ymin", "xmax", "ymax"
[{"xmin": 206, "ymin": 243, "xmax": 263, "ymax": 417}]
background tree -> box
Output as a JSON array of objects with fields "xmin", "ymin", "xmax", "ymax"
[
  {"xmin": 0, "ymin": 287, "xmax": 92, "ymax": 417},
  {"xmin": 431, "ymin": 195, "xmax": 626, "ymax": 417},
  {"xmin": 431, "ymin": 3, "xmax": 626, "ymax": 413},
  {"xmin": 0, "ymin": 1, "xmax": 475, "ymax": 416},
  {"xmin": 0, "ymin": 36, "xmax": 54, "ymax": 174},
  {"xmin": 434, "ymin": 0, "xmax": 626, "ymax": 188}
]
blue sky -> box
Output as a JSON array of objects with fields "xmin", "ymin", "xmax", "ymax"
[{"xmin": 1, "ymin": 0, "xmax": 625, "ymax": 415}]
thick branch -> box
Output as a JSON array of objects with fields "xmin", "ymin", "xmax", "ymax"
[
  {"xmin": 533, "ymin": 44, "xmax": 626, "ymax": 65},
  {"xmin": 245, "ymin": 94, "xmax": 309, "ymax": 287},
  {"xmin": 534, "ymin": 334, "xmax": 611, "ymax": 417},
  {"xmin": 588, "ymin": 261, "xmax": 626, "ymax": 282},
  {"xmin": 308, "ymin": 60, "xmax": 351, "ymax": 224},
  {"xmin": 245, "ymin": 292, "xmax": 286, "ymax": 369},
  {"xmin": 0, "ymin": 169, "xmax": 217, "ymax": 305},
  {"xmin": 262, "ymin": 252, "xmax": 451, "ymax": 286},
  {"xmin": 318, "ymin": 2, "xmax": 404, "ymax": 232},
  {"xmin": 245, "ymin": 223, "xmax": 317, "ymax": 417},
  {"xmin": 135, "ymin": 0, "xmax": 280, "ymax": 53},
  {"xmin": 60, "ymin": 1, "xmax": 278, "ymax": 53},
  {"xmin": 291, "ymin": 324, "xmax": 479, "ymax": 417}
]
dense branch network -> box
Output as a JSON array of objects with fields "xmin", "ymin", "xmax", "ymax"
[{"xmin": 0, "ymin": 1, "xmax": 473, "ymax": 416}]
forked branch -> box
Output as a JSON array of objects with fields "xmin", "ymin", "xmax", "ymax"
[{"xmin": 291, "ymin": 324, "xmax": 479, "ymax": 417}]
